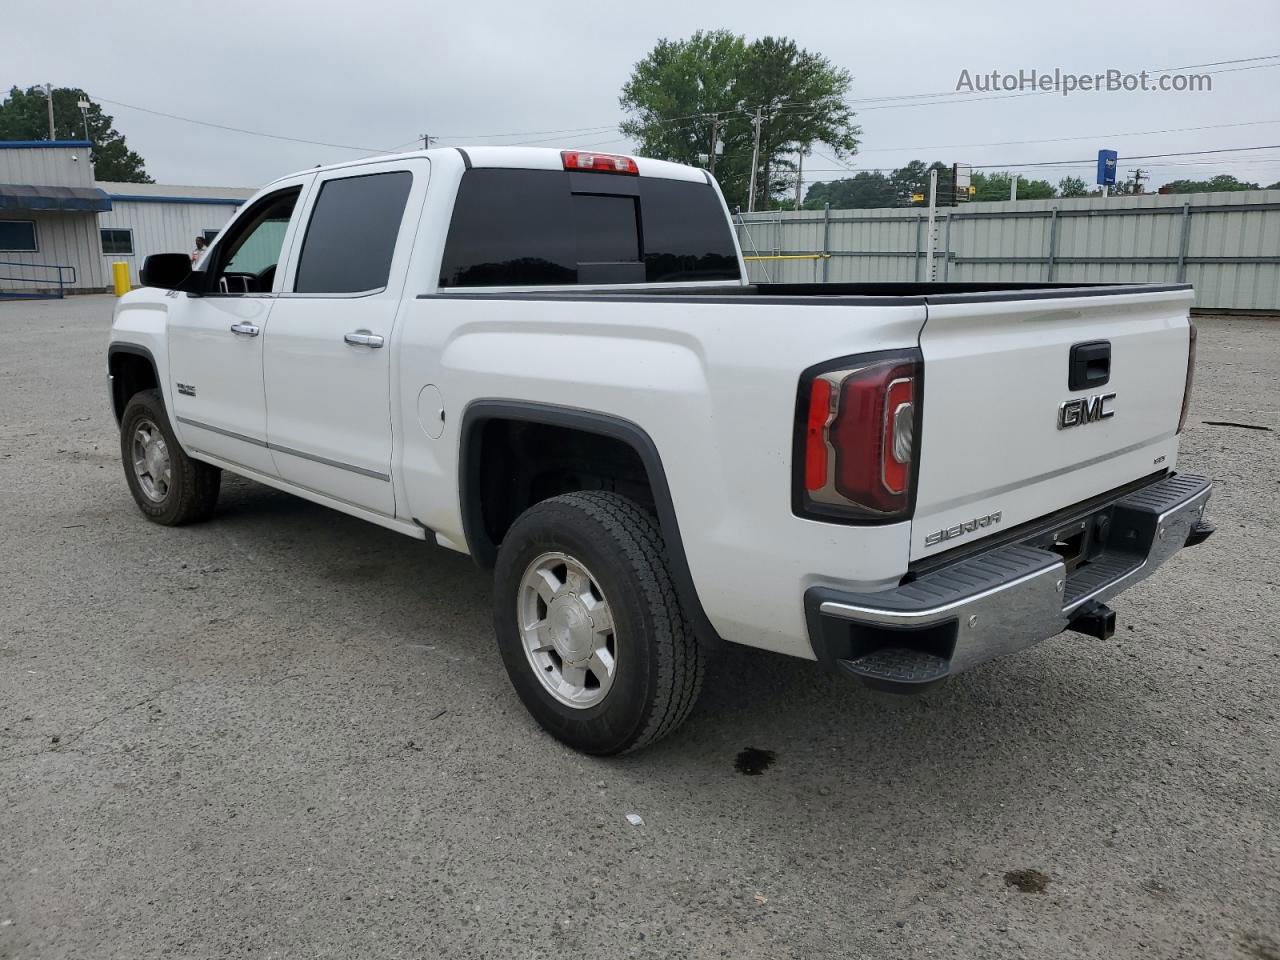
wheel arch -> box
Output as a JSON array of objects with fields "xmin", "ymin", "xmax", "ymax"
[
  {"xmin": 107, "ymin": 342, "xmax": 162, "ymax": 423},
  {"xmin": 458, "ymin": 399, "xmax": 720, "ymax": 646}
]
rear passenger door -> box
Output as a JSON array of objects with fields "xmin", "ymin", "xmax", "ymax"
[{"xmin": 264, "ymin": 159, "xmax": 426, "ymax": 515}]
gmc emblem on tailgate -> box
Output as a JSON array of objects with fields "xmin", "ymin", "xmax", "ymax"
[{"xmin": 1058, "ymin": 392, "xmax": 1116, "ymax": 430}]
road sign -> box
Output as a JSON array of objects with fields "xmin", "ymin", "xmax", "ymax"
[{"xmin": 1097, "ymin": 150, "xmax": 1118, "ymax": 186}]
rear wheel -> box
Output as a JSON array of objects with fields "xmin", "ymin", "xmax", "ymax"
[
  {"xmin": 493, "ymin": 491, "xmax": 704, "ymax": 755},
  {"xmin": 120, "ymin": 389, "xmax": 221, "ymax": 525}
]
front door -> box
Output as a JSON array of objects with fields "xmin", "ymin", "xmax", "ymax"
[
  {"xmin": 264, "ymin": 160, "xmax": 425, "ymax": 515},
  {"xmin": 167, "ymin": 179, "xmax": 311, "ymax": 475}
]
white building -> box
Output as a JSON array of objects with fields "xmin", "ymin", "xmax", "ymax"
[
  {"xmin": 1, "ymin": 140, "xmax": 111, "ymax": 294},
  {"xmin": 1, "ymin": 140, "xmax": 252, "ymax": 295},
  {"xmin": 97, "ymin": 182, "xmax": 254, "ymax": 286}
]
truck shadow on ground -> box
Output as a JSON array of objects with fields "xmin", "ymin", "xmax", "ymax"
[{"xmin": 207, "ymin": 478, "xmax": 1155, "ymax": 794}]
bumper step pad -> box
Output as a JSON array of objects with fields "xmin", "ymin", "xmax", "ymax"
[{"xmin": 840, "ymin": 648, "xmax": 951, "ymax": 690}]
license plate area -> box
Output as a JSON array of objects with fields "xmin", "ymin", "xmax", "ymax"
[{"xmin": 1020, "ymin": 508, "xmax": 1116, "ymax": 577}]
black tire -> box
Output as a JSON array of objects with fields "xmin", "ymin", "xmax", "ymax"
[
  {"xmin": 493, "ymin": 491, "xmax": 704, "ymax": 755},
  {"xmin": 119, "ymin": 388, "xmax": 221, "ymax": 526}
]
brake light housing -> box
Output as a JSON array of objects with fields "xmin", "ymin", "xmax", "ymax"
[
  {"xmin": 561, "ymin": 150, "xmax": 639, "ymax": 175},
  {"xmin": 794, "ymin": 349, "xmax": 923, "ymax": 522}
]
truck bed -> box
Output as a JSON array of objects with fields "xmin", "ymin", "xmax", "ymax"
[{"xmin": 423, "ymin": 279, "xmax": 1195, "ymax": 565}]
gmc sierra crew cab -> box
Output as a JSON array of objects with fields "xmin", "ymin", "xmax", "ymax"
[{"xmin": 107, "ymin": 146, "xmax": 1214, "ymax": 754}]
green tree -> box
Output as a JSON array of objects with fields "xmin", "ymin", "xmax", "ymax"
[
  {"xmin": 971, "ymin": 170, "xmax": 1055, "ymax": 201},
  {"xmin": 803, "ymin": 171, "xmax": 896, "ymax": 209},
  {"xmin": 1058, "ymin": 175, "xmax": 1090, "ymax": 198},
  {"xmin": 620, "ymin": 33, "xmax": 859, "ymax": 209},
  {"xmin": 1159, "ymin": 173, "xmax": 1260, "ymax": 194},
  {"xmin": 801, "ymin": 161, "xmax": 966, "ymax": 211},
  {"xmin": 0, "ymin": 86, "xmax": 151, "ymax": 182},
  {"xmin": 891, "ymin": 160, "xmax": 951, "ymax": 205},
  {"xmin": 888, "ymin": 160, "xmax": 929, "ymax": 203},
  {"xmin": 618, "ymin": 31, "xmax": 744, "ymax": 176}
]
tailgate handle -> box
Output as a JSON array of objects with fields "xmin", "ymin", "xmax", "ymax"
[{"xmin": 1069, "ymin": 341, "xmax": 1110, "ymax": 390}]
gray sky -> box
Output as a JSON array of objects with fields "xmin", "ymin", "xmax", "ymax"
[{"xmin": 11, "ymin": 0, "xmax": 1280, "ymax": 191}]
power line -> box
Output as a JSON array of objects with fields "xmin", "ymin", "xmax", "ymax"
[
  {"xmin": 836, "ymin": 54, "xmax": 1280, "ymax": 107},
  {"xmin": 764, "ymin": 55, "xmax": 1280, "ymax": 118},
  {"xmin": 1150, "ymin": 53, "xmax": 1280, "ymax": 71},
  {"xmin": 430, "ymin": 52, "xmax": 1280, "ymax": 143},
  {"xmin": 801, "ymin": 144, "xmax": 1280, "ymax": 178},
  {"xmin": 976, "ymin": 142, "xmax": 1280, "ymax": 168},
  {"xmin": 87, "ymin": 53, "xmax": 1280, "ymax": 157},
  {"xmin": 849, "ymin": 118, "xmax": 1280, "ymax": 154},
  {"xmin": 88, "ymin": 93, "xmax": 400, "ymax": 153}
]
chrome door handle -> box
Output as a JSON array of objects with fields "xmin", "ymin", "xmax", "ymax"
[
  {"xmin": 230, "ymin": 322, "xmax": 260, "ymax": 337},
  {"xmin": 344, "ymin": 330, "xmax": 384, "ymax": 348}
]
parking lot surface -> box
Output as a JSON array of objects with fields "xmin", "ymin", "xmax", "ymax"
[{"xmin": 1, "ymin": 295, "xmax": 1277, "ymax": 960}]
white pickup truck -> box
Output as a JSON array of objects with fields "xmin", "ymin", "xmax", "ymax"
[{"xmin": 108, "ymin": 146, "xmax": 1214, "ymax": 754}]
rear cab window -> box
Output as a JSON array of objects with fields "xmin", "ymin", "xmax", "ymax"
[{"xmin": 438, "ymin": 169, "xmax": 741, "ymax": 288}]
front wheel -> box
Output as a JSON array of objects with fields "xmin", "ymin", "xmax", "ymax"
[
  {"xmin": 493, "ymin": 491, "xmax": 704, "ymax": 755},
  {"xmin": 119, "ymin": 388, "xmax": 221, "ymax": 526}
]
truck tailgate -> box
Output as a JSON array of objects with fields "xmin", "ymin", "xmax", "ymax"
[{"xmin": 911, "ymin": 288, "xmax": 1193, "ymax": 561}]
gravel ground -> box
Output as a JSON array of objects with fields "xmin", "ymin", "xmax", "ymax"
[{"xmin": 1, "ymin": 296, "xmax": 1277, "ymax": 960}]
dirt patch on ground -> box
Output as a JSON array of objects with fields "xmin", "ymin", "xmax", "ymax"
[{"xmin": 1004, "ymin": 869, "xmax": 1051, "ymax": 894}]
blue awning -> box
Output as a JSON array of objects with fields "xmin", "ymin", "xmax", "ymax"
[{"xmin": 0, "ymin": 184, "xmax": 112, "ymax": 212}]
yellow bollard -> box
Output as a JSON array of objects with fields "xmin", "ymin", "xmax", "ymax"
[{"xmin": 112, "ymin": 261, "xmax": 131, "ymax": 297}]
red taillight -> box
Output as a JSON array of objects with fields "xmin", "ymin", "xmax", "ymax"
[
  {"xmin": 804, "ymin": 378, "xmax": 832, "ymax": 490},
  {"xmin": 796, "ymin": 353, "xmax": 921, "ymax": 520},
  {"xmin": 1177, "ymin": 320, "xmax": 1197, "ymax": 434},
  {"xmin": 561, "ymin": 150, "xmax": 639, "ymax": 175}
]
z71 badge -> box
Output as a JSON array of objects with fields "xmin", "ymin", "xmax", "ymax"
[{"xmin": 925, "ymin": 511, "xmax": 1003, "ymax": 547}]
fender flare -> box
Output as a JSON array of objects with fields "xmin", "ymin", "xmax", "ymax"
[
  {"xmin": 458, "ymin": 399, "xmax": 721, "ymax": 646},
  {"xmin": 106, "ymin": 342, "xmax": 161, "ymax": 423}
]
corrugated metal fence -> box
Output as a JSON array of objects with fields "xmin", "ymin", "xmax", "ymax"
[{"xmin": 734, "ymin": 188, "xmax": 1280, "ymax": 311}]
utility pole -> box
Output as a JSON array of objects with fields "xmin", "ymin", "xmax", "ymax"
[
  {"xmin": 1010, "ymin": 174, "xmax": 1019, "ymax": 202},
  {"xmin": 747, "ymin": 106, "xmax": 763, "ymax": 213},
  {"xmin": 76, "ymin": 99, "xmax": 92, "ymax": 156},
  {"xmin": 794, "ymin": 144, "xmax": 805, "ymax": 209},
  {"xmin": 925, "ymin": 167, "xmax": 939, "ymax": 281},
  {"xmin": 1130, "ymin": 168, "xmax": 1148, "ymax": 194},
  {"xmin": 420, "ymin": 133, "xmax": 435, "ymax": 150},
  {"xmin": 45, "ymin": 83, "xmax": 56, "ymax": 140},
  {"xmin": 707, "ymin": 116, "xmax": 721, "ymax": 177}
]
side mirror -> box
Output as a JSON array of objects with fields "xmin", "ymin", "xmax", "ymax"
[{"xmin": 139, "ymin": 253, "xmax": 197, "ymax": 291}]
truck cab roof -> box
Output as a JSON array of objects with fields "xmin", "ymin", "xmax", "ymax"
[{"xmin": 266, "ymin": 145, "xmax": 708, "ymax": 188}]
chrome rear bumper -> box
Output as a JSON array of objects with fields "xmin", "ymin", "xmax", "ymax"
[{"xmin": 806, "ymin": 473, "xmax": 1213, "ymax": 690}]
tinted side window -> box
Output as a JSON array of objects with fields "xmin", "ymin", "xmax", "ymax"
[
  {"xmin": 295, "ymin": 171, "xmax": 413, "ymax": 294},
  {"xmin": 438, "ymin": 169, "xmax": 741, "ymax": 288},
  {"xmin": 438, "ymin": 170, "xmax": 575, "ymax": 288},
  {"xmin": 638, "ymin": 178, "xmax": 741, "ymax": 283}
]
